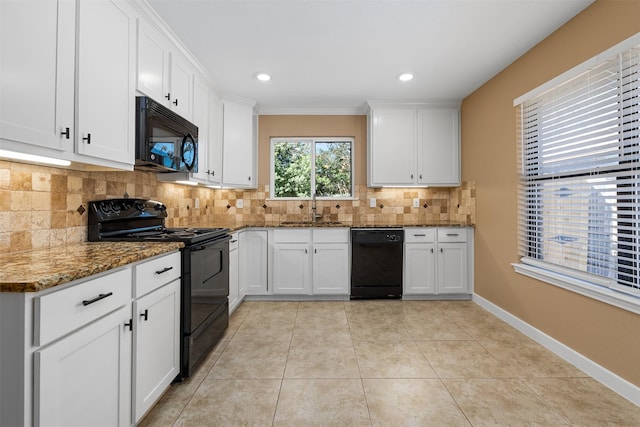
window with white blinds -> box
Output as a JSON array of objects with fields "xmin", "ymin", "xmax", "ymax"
[{"xmin": 516, "ymin": 42, "xmax": 640, "ymax": 299}]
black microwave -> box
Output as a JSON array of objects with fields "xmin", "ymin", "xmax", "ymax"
[{"xmin": 135, "ymin": 96, "xmax": 198, "ymax": 173}]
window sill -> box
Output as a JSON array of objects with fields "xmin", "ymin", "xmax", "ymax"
[
  {"xmin": 266, "ymin": 197, "xmax": 359, "ymax": 201},
  {"xmin": 512, "ymin": 262, "xmax": 640, "ymax": 315}
]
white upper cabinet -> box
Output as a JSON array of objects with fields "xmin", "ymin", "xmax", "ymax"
[
  {"xmin": 76, "ymin": 0, "xmax": 136, "ymax": 165},
  {"xmin": 367, "ymin": 103, "xmax": 460, "ymax": 187},
  {"xmin": 136, "ymin": 17, "xmax": 193, "ymax": 121},
  {"xmin": 206, "ymin": 90, "xmax": 223, "ymax": 185},
  {"xmin": 417, "ymin": 108, "xmax": 460, "ymax": 186},
  {"xmin": 222, "ymin": 97, "xmax": 257, "ymax": 188},
  {"xmin": 0, "ymin": 0, "xmax": 136, "ymax": 169},
  {"xmin": 368, "ymin": 108, "xmax": 416, "ymax": 186},
  {"xmin": 136, "ymin": 18, "xmax": 171, "ymax": 104},
  {"xmin": 190, "ymin": 74, "xmax": 210, "ymax": 181},
  {"xmin": 0, "ymin": 0, "xmax": 74, "ymax": 153}
]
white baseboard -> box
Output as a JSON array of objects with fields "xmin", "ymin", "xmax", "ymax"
[{"xmin": 472, "ymin": 294, "xmax": 640, "ymax": 407}]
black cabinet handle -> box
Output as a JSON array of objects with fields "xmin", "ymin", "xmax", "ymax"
[
  {"xmin": 440, "ymin": 248, "xmax": 444, "ymax": 253},
  {"xmin": 230, "ymin": 239, "xmax": 238, "ymax": 243},
  {"xmin": 155, "ymin": 266, "xmax": 173, "ymax": 275},
  {"xmin": 165, "ymin": 93, "xmax": 171, "ymax": 101},
  {"xmin": 248, "ymin": 176, "xmax": 251, "ymax": 181},
  {"xmin": 414, "ymin": 234, "xmax": 426, "ymax": 237},
  {"xmin": 83, "ymin": 133, "xmax": 91, "ymax": 144},
  {"xmin": 431, "ymin": 248, "xmax": 434, "ymax": 253},
  {"xmin": 410, "ymin": 174, "xmax": 414, "ymax": 179},
  {"xmin": 173, "ymin": 99, "xmax": 178, "ymax": 106},
  {"xmin": 141, "ymin": 309, "xmax": 149, "ymax": 321},
  {"xmin": 124, "ymin": 319, "xmax": 133, "ymax": 331},
  {"xmin": 61, "ymin": 127, "xmax": 70, "ymax": 139},
  {"xmin": 82, "ymin": 292, "xmax": 113, "ymax": 306},
  {"xmin": 446, "ymin": 233, "xmax": 459, "ymax": 237}
]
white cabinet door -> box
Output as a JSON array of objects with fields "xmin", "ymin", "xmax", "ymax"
[
  {"xmin": 168, "ymin": 53, "xmax": 193, "ymax": 120},
  {"xmin": 417, "ymin": 108, "xmax": 460, "ymax": 186},
  {"xmin": 368, "ymin": 108, "xmax": 416, "ymax": 186},
  {"xmin": 76, "ymin": 0, "xmax": 135, "ymax": 165},
  {"xmin": 272, "ymin": 244, "xmax": 311, "ymax": 294},
  {"xmin": 191, "ymin": 74, "xmax": 209, "ymax": 180},
  {"xmin": 228, "ymin": 238, "xmax": 240, "ymax": 313},
  {"xmin": 222, "ymin": 99, "xmax": 256, "ymax": 188},
  {"xmin": 207, "ymin": 91, "xmax": 223, "ymax": 184},
  {"xmin": 240, "ymin": 230, "xmax": 268, "ymax": 295},
  {"xmin": 404, "ymin": 243, "xmax": 437, "ymax": 294},
  {"xmin": 34, "ymin": 305, "xmax": 132, "ymax": 427},
  {"xmin": 133, "ymin": 279, "xmax": 180, "ymax": 423},
  {"xmin": 312, "ymin": 243, "xmax": 349, "ymax": 294},
  {"xmin": 0, "ymin": 0, "xmax": 74, "ymax": 152},
  {"xmin": 437, "ymin": 243, "xmax": 468, "ymax": 294},
  {"xmin": 136, "ymin": 18, "xmax": 170, "ymax": 105}
]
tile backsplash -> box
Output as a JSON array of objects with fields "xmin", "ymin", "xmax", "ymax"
[{"xmin": 0, "ymin": 160, "xmax": 475, "ymax": 253}]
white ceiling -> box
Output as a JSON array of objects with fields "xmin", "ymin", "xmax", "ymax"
[{"xmin": 146, "ymin": 0, "xmax": 594, "ymax": 114}]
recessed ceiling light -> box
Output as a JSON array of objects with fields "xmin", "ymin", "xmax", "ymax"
[
  {"xmin": 398, "ymin": 73, "xmax": 414, "ymax": 82},
  {"xmin": 254, "ymin": 72, "xmax": 271, "ymax": 82}
]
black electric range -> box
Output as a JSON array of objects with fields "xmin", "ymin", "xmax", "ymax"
[{"xmin": 88, "ymin": 198, "xmax": 231, "ymax": 379}]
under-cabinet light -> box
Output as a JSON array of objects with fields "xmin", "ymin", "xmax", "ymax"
[
  {"xmin": 0, "ymin": 149, "xmax": 71, "ymax": 167},
  {"xmin": 398, "ymin": 73, "xmax": 414, "ymax": 82},
  {"xmin": 175, "ymin": 180, "xmax": 199, "ymax": 186}
]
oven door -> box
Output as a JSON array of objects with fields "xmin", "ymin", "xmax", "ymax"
[{"xmin": 185, "ymin": 235, "xmax": 231, "ymax": 334}]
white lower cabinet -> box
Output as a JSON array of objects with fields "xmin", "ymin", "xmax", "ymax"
[
  {"xmin": 270, "ymin": 228, "xmax": 350, "ymax": 296},
  {"xmin": 34, "ymin": 305, "xmax": 132, "ymax": 427},
  {"xmin": 404, "ymin": 227, "xmax": 472, "ymax": 296},
  {"xmin": 0, "ymin": 251, "xmax": 182, "ymax": 427},
  {"xmin": 228, "ymin": 232, "xmax": 240, "ymax": 312},
  {"xmin": 132, "ymin": 279, "xmax": 180, "ymax": 423},
  {"xmin": 272, "ymin": 242, "xmax": 312, "ymax": 294},
  {"xmin": 240, "ymin": 230, "xmax": 268, "ymax": 295}
]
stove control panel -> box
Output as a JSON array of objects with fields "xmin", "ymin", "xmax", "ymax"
[{"xmin": 88, "ymin": 199, "xmax": 168, "ymax": 222}]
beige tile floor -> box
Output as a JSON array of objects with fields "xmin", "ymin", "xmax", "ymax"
[{"xmin": 140, "ymin": 300, "xmax": 640, "ymax": 426}]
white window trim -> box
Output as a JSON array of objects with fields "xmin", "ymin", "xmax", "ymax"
[
  {"xmin": 269, "ymin": 137, "xmax": 355, "ymax": 199},
  {"xmin": 512, "ymin": 261, "xmax": 640, "ymax": 315}
]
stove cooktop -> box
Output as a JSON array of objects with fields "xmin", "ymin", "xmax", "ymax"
[{"xmin": 87, "ymin": 198, "xmax": 229, "ymax": 244}]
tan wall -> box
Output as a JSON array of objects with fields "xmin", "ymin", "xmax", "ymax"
[{"xmin": 461, "ymin": 0, "xmax": 640, "ymax": 387}]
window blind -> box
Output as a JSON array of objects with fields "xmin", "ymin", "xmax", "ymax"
[{"xmin": 516, "ymin": 47, "xmax": 640, "ymax": 297}]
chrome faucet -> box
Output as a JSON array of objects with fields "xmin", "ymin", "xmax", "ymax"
[{"xmin": 311, "ymin": 192, "xmax": 323, "ymax": 222}]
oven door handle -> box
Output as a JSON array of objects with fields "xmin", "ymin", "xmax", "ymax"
[{"xmin": 191, "ymin": 245, "xmax": 206, "ymax": 252}]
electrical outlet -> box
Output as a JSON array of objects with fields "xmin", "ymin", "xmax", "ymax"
[
  {"xmin": 236, "ymin": 199, "xmax": 244, "ymax": 209},
  {"xmin": 413, "ymin": 198, "xmax": 420, "ymax": 208},
  {"xmin": 194, "ymin": 198, "xmax": 200, "ymax": 209},
  {"xmin": 369, "ymin": 198, "xmax": 376, "ymax": 208}
]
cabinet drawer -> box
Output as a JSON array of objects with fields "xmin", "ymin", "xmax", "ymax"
[
  {"xmin": 272, "ymin": 228, "xmax": 312, "ymax": 243},
  {"xmin": 404, "ymin": 228, "xmax": 436, "ymax": 243},
  {"xmin": 34, "ymin": 267, "xmax": 132, "ymax": 346},
  {"xmin": 229, "ymin": 233, "xmax": 239, "ymax": 251},
  {"xmin": 313, "ymin": 228, "xmax": 349, "ymax": 243},
  {"xmin": 437, "ymin": 228, "xmax": 467, "ymax": 243},
  {"xmin": 134, "ymin": 251, "xmax": 181, "ymax": 297}
]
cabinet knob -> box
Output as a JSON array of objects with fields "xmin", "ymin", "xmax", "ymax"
[{"xmin": 61, "ymin": 127, "xmax": 70, "ymax": 139}]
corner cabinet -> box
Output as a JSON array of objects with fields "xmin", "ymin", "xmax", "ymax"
[
  {"xmin": 0, "ymin": 0, "xmax": 136, "ymax": 170},
  {"xmin": 367, "ymin": 103, "xmax": 460, "ymax": 187},
  {"xmin": 403, "ymin": 227, "xmax": 473, "ymax": 298},
  {"xmin": 222, "ymin": 97, "xmax": 258, "ymax": 188},
  {"xmin": 240, "ymin": 229, "xmax": 269, "ymax": 295}
]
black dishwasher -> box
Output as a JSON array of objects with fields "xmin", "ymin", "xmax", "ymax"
[{"xmin": 350, "ymin": 228, "xmax": 404, "ymax": 299}]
